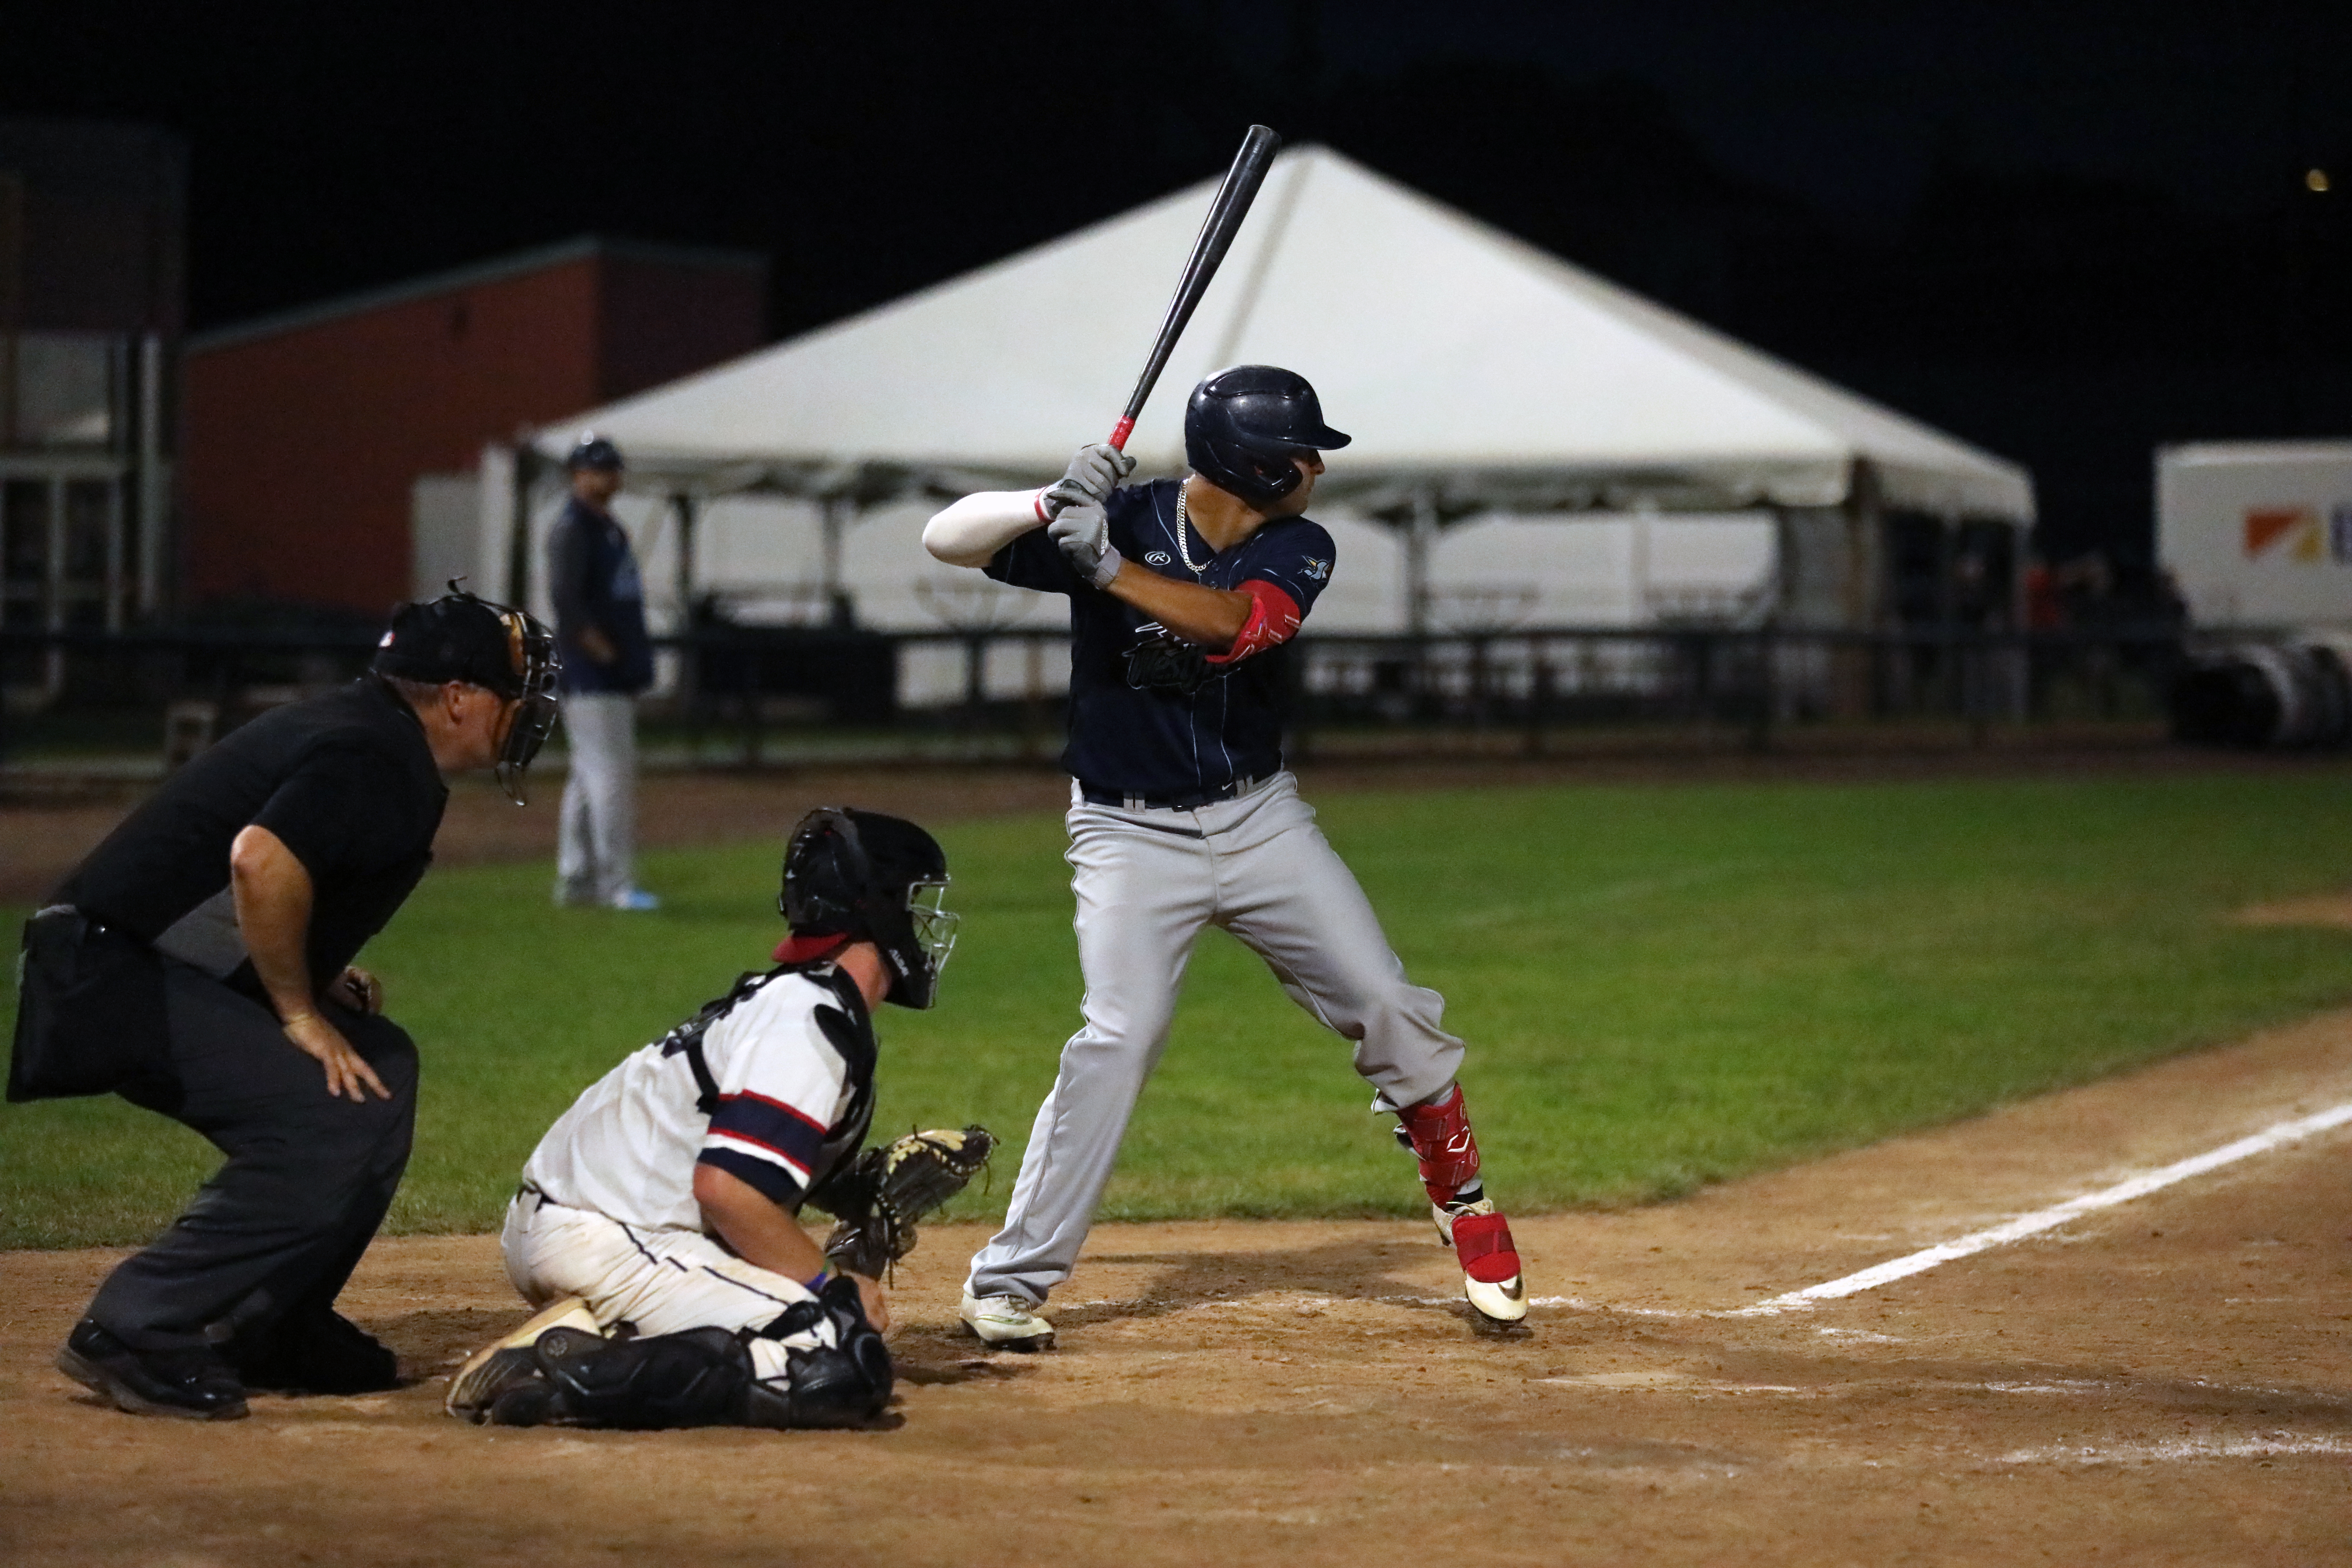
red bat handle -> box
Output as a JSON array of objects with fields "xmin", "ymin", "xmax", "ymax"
[{"xmin": 1107, "ymin": 416, "xmax": 1136, "ymax": 452}]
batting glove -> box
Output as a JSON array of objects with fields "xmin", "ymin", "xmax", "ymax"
[
  {"xmin": 1041, "ymin": 442, "xmax": 1137, "ymax": 517},
  {"xmin": 1049, "ymin": 501, "xmax": 1123, "ymax": 589}
]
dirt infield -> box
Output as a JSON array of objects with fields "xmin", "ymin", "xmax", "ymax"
[{"xmin": 8, "ymin": 1010, "xmax": 2352, "ymax": 1565}]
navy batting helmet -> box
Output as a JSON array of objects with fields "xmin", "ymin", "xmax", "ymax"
[
  {"xmin": 780, "ymin": 808, "xmax": 958, "ymax": 1009},
  {"xmin": 1183, "ymin": 365, "xmax": 1350, "ymax": 510}
]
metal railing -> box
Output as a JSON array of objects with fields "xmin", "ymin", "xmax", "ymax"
[{"xmin": 0, "ymin": 623, "xmax": 2195, "ymax": 777}]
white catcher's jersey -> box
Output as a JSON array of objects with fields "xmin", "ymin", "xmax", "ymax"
[{"xmin": 521, "ymin": 965, "xmax": 871, "ymax": 1233}]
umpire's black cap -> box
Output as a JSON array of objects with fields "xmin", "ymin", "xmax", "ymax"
[
  {"xmin": 372, "ymin": 585, "xmax": 553, "ymax": 701},
  {"xmin": 373, "ymin": 584, "xmax": 564, "ymax": 802},
  {"xmin": 565, "ymin": 432, "xmax": 625, "ymax": 472}
]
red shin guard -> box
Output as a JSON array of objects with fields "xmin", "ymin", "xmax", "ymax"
[
  {"xmin": 1395, "ymin": 1084, "xmax": 1480, "ymax": 1206},
  {"xmin": 1449, "ymin": 1211, "xmax": 1521, "ymax": 1283}
]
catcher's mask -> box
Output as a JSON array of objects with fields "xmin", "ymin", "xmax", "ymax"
[
  {"xmin": 372, "ymin": 581, "xmax": 562, "ymax": 804},
  {"xmin": 780, "ymin": 807, "xmax": 958, "ymax": 1009}
]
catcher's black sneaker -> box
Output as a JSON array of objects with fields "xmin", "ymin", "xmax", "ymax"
[
  {"xmin": 57, "ymin": 1320, "xmax": 249, "ymax": 1421},
  {"xmin": 229, "ymin": 1309, "xmax": 400, "ymax": 1394}
]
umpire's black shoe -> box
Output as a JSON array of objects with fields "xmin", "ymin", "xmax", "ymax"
[
  {"xmin": 57, "ymin": 1320, "xmax": 249, "ymax": 1421},
  {"xmin": 230, "ymin": 1309, "xmax": 401, "ymax": 1394}
]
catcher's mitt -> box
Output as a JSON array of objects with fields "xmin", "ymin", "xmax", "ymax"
[{"xmin": 818, "ymin": 1125, "xmax": 995, "ymax": 1281}]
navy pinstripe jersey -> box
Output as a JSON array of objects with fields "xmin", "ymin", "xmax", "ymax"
[
  {"xmin": 986, "ymin": 477, "xmax": 1336, "ymax": 798},
  {"xmin": 520, "ymin": 966, "xmax": 872, "ymax": 1231}
]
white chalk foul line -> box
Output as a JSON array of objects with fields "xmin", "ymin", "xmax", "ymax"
[
  {"xmin": 1998, "ymin": 1434, "xmax": 2352, "ymax": 1465},
  {"xmin": 1734, "ymin": 1099, "xmax": 2352, "ymax": 1317}
]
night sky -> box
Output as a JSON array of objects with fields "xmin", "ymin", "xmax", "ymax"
[{"xmin": 9, "ymin": 1, "xmax": 2350, "ymax": 573}]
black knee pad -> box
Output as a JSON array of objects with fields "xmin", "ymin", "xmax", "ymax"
[
  {"xmin": 742, "ymin": 1276, "xmax": 892, "ymax": 1430},
  {"xmin": 531, "ymin": 1325, "xmax": 752, "ymax": 1429}
]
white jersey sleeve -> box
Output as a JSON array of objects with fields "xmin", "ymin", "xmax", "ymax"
[{"xmin": 691, "ymin": 977, "xmax": 856, "ymax": 1208}]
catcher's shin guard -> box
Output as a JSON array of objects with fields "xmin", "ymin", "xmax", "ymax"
[
  {"xmin": 756, "ymin": 1339, "xmax": 891, "ymax": 1429},
  {"xmin": 471, "ymin": 1286, "xmax": 893, "ymax": 1432},
  {"xmin": 743, "ymin": 1275, "xmax": 894, "ymax": 1430},
  {"xmin": 519, "ymin": 1324, "xmax": 756, "ymax": 1429}
]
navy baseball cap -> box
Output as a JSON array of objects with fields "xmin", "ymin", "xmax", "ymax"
[{"xmin": 565, "ymin": 432, "xmax": 624, "ymax": 472}]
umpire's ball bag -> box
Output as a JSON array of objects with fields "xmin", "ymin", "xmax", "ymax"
[{"xmin": 8, "ymin": 907, "xmax": 169, "ymax": 1102}]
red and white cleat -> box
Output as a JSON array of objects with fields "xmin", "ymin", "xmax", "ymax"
[{"xmin": 1435, "ymin": 1197, "xmax": 1527, "ymax": 1323}]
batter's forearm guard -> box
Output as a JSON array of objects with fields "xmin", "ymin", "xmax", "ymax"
[{"xmin": 1203, "ymin": 580, "xmax": 1303, "ymax": 666}]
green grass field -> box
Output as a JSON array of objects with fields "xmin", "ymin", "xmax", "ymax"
[{"xmin": 6, "ymin": 770, "xmax": 2352, "ymax": 1249}]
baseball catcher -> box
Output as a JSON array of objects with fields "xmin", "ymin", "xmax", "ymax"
[{"xmin": 446, "ymin": 808, "xmax": 988, "ymax": 1430}]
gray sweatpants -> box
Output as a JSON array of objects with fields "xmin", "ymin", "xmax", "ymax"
[
  {"xmin": 966, "ymin": 772, "xmax": 1462, "ymax": 1306},
  {"xmin": 556, "ymin": 692, "xmax": 638, "ymax": 904}
]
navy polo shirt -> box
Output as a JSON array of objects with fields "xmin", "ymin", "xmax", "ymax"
[
  {"xmin": 547, "ymin": 497, "xmax": 656, "ymax": 695},
  {"xmin": 986, "ymin": 478, "xmax": 1336, "ymax": 799}
]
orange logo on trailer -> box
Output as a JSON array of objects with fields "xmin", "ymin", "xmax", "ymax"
[{"xmin": 2244, "ymin": 506, "xmax": 2325, "ymax": 562}]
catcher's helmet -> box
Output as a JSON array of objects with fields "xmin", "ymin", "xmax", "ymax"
[
  {"xmin": 372, "ymin": 582, "xmax": 561, "ymax": 804},
  {"xmin": 780, "ymin": 808, "xmax": 957, "ymax": 1009},
  {"xmin": 1184, "ymin": 365, "xmax": 1350, "ymax": 510}
]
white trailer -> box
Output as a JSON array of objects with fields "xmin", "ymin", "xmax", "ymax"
[{"xmin": 2157, "ymin": 441, "xmax": 2352, "ymax": 628}]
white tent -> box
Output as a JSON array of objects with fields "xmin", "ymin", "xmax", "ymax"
[
  {"xmin": 525, "ymin": 145, "xmax": 2029, "ymax": 521},
  {"xmin": 494, "ymin": 146, "xmax": 2030, "ymax": 641}
]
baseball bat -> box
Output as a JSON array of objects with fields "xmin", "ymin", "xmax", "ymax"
[{"xmin": 1106, "ymin": 123, "xmax": 1283, "ymax": 453}]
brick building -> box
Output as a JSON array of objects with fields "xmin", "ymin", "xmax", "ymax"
[{"xmin": 182, "ymin": 236, "xmax": 764, "ymax": 616}]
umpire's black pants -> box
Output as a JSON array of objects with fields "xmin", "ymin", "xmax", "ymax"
[{"xmin": 84, "ymin": 960, "xmax": 418, "ymax": 1355}]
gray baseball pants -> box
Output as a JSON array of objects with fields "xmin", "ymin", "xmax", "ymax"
[
  {"xmin": 556, "ymin": 692, "xmax": 638, "ymax": 905},
  {"xmin": 966, "ymin": 772, "xmax": 1462, "ymax": 1306}
]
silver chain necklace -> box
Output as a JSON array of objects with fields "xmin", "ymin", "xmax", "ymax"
[{"xmin": 1174, "ymin": 485, "xmax": 1204, "ymax": 576}]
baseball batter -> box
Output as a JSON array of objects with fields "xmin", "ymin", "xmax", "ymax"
[
  {"xmin": 922, "ymin": 365, "xmax": 1525, "ymax": 1348},
  {"xmin": 443, "ymin": 808, "xmax": 959, "ymax": 1430}
]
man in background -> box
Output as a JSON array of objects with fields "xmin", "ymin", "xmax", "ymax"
[{"xmin": 549, "ymin": 433, "xmax": 659, "ymax": 911}]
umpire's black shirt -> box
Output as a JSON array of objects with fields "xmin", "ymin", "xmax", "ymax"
[{"xmin": 58, "ymin": 677, "xmax": 447, "ymax": 991}]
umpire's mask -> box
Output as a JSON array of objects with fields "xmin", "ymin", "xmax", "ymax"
[{"xmin": 373, "ymin": 582, "xmax": 563, "ymax": 805}]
